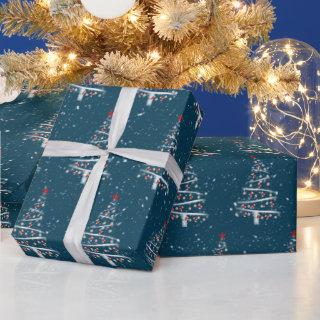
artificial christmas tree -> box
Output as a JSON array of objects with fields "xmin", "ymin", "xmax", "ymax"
[{"xmin": 0, "ymin": 0, "xmax": 299, "ymax": 102}]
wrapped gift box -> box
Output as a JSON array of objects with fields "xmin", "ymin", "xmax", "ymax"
[
  {"xmin": 12, "ymin": 85, "xmax": 203, "ymax": 270},
  {"xmin": 1, "ymin": 92, "xmax": 64, "ymax": 228},
  {"xmin": 160, "ymin": 137, "xmax": 297, "ymax": 257}
]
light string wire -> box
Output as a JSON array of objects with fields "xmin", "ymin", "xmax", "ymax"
[{"xmin": 250, "ymin": 41, "xmax": 320, "ymax": 189}]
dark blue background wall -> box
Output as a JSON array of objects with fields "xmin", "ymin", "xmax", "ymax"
[{"xmin": 1, "ymin": 0, "xmax": 319, "ymax": 137}]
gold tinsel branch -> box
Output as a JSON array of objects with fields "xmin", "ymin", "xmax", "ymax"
[
  {"xmin": 0, "ymin": 0, "xmax": 300, "ymax": 102},
  {"xmin": 94, "ymin": 51, "xmax": 165, "ymax": 88},
  {"xmin": 153, "ymin": 0, "xmax": 205, "ymax": 43},
  {"xmin": 0, "ymin": 49, "xmax": 88, "ymax": 90},
  {"xmin": 233, "ymin": 0, "xmax": 276, "ymax": 43},
  {"xmin": 0, "ymin": 0, "xmax": 57, "ymax": 38}
]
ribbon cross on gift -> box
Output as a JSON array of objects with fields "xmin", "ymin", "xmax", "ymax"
[{"xmin": 43, "ymin": 87, "xmax": 183, "ymax": 264}]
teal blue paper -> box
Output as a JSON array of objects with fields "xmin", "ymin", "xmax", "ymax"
[
  {"xmin": 12, "ymin": 85, "xmax": 202, "ymax": 271},
  {"xmin": 0, "ymin": 92, "xmax": 64, "ymax": 228},
  {"xmin": 160, "ymin": 137, "xmax": 297, "ymax": 257}
]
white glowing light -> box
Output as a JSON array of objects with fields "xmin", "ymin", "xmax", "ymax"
[
  {"xmin": 232, "ymin": 1, "xmax": 242, "ymax": 9},
  {"xmin": 251, "ymin": 40, "xmax": 320, "ymax": 193},
  {"xmin": 46, "ymin": 51, "xmax": 59, "ymax": 65},
  {"xmin": 284, "ymin": 44, "xmax": 294, "ymax": 55},
  {"xmin": 269, "ymin": 130, "xmax": 276, "ymax": 137},
  {"xmin": 253, "ymin": 105, "xmax": 260, "ymax": 114},
  {"xmin": 284, "ymin": 96, "xmax": 292, "ymax": 102},
  {"xmin": 160, "ymin": 14, "xmax": 169, "ymax": 20},
  {"xmin": 267, "ymin": 73, "xmax": 279, "ymax": 85},
  {"xmin": 299, "ymin": 84, "xmax": 307, "ymax": 93},
  {"xmin": 148, "ymin": 50, "xmax": 161, "ymax": 61},
  {"xmin": 68, "ymin": 52, "xmax": 77, "ymax": 61},
  {"xmin": 305, "ymin": 180, "xmax": 312, "ymax": 188},
  {"xmin": 128, "ymin": 13, "xmax": 139, "ymax": 23},
  {"xmin": 82, "ymin": 18, "xmax": 93, "ymax": 26}
]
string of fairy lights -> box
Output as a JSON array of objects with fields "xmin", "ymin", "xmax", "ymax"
[{"xmin": 250, "ymin": 40, "xmax": 320, "ymax": 190}]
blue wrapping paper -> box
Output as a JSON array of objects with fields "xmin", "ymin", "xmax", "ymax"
[
  {"xmin": 160, "ymin": 137, "xmax": 297, "ymax": 256},
  {"xmin": 0, "ymin": 92, "xmax": 64, "ymax": 228}
]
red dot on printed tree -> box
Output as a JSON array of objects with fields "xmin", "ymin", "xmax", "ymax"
[
  {"xmin": 112, "ymin": 193, "xmax": 120, "ymax": 201},
  {"xmin": 219, "ymin": 232, "xmax": 226, "ymax": 240},
  {"xmin": 178, "ymin": 115, "xmax": 183, "ymax": 122},
  {"xmin": 291, "ymin": 230, "xmax": 296, "ymax": 238},
  {"xmin": 108, "ymin": 111, "xmax": 114, "ymax": 118},
  {"xmin": 42, "ymin": 187, "xmax": 49, "ymax": 194}
]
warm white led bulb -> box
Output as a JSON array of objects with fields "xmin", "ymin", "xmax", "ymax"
[{"xmin": 232, "ymin": 1, "xmax": 242, "ymax": 9}]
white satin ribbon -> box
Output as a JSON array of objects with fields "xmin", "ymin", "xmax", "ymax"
[{"xmin": 43, "ymin": 87, "xmax": 183, "ymax": 264}]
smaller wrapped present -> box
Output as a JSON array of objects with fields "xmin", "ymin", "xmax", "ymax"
[
  {"xmin": 1, "ymin": 92, "xmax": 64, "ymax": 228},
  {"xmin": 160, "ymin": 137, "xmax": 297, "ymax": 257},
  {"xmin": 12, "ymin": 85, "xmax": 203, "ymax": 270}
]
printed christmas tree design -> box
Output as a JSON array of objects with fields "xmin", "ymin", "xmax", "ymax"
[
  {"xmin": 194, "ymin": 103, "xmax": 203, "ymax": 129},
  {"xmin": 89, "ymin": 112, "xmax": 113, "ymax": 149},
  {"xmin": 235, "ymin": 139, "xmax": 277, "ymax": 155},
  {"xmin": 233, "ymin": 157, "xmax": 280, "ymax": 225},
  {"xmin": 160, "ymin": 114, "xmax": 182, "ymax": 156},
  {"xmin": 0, "ymin": 177, "xmax": 11, "ymax": 228},
  {"xmin": 191, "ymin": 147, "xmax": 220, "ymax": 157},
  {"xmin": 145, "ymin": 223, "xmax": 167, "ymax": 267},
  {"xmin": 0, "ymin": 203, "xmax": 10, "ymax": 228},
  {"xmin": 138, "ymin": 89, "xmax": 177, "ymax": 106},
  {"xmin": 138, "ymin": 166, "xmax": 169, "ymax": 194},
  {"xmin": 287, "ymin": 230, "xmax": 297, "ymax": 253},
  {"xmin": 68, "ymin": 113, "xmax": 112, "ymax": 184},
  {"xmin": 214, "ymin": 233, "xmax": 228, "ymax": 255},
  {"xmin": 171, "ymin": 164, "xmax": 207, "ymax": 227},
  {"xmin": 12, "ymin": 187, "xmax": 60, "ymax": 258},
  {"xmin": 82, "ymin": 193, "xmax": 132, "ymax": 268},
  {"xmin": 27, "ymin": 114, "xmax": 58, "ymax": 148},
  {"xmin": 70, "ymin": 84, "xmax": 105, "ymax": 102}
]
